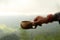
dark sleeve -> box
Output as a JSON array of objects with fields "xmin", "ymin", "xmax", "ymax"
[{"xmin": 53, "ymin": 12, "xmax": 60, "ymax": 24}]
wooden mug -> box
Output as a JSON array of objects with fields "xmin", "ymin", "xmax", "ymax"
[{"xmin": 21, "ymin": 21, "xmax": 33, "ymax": 29}]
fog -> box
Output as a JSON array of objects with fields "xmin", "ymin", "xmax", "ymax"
[
  {"xmin": 0, "ymin": 0, "xmax": 60, "ymax": 40},
  {"xmin": 0, "ymin": 15, "xmax": 60, "ymax": 40},
  {"xmin": 0, "ymin": 0, "xmax": 60, "ymax": 16}
]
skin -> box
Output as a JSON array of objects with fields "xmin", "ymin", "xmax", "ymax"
[
  {"xmin": 33, "ymin": 14, "xmax": 54, "ymax": 26},
  {"xmin": 34, "ymin": 16, "xmax": 47, "ymax": 24}
]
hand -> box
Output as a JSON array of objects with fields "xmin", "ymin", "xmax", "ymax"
[{"xmin": 33, "ymin": 16, "xmax": 45, "ymax": 26}]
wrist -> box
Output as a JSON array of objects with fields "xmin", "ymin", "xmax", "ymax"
[
  {"xmin": 47, "ymin": 14, "xmax": 54, "ymax": 22},
  {"xmin": 43, "ymin": 18, "xmax": 48, "ymax": 23}
]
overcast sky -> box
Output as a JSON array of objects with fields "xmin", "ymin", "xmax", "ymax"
[{"xmin": 0, "ymin": 0, "xmax": 60, "ymax": 16}]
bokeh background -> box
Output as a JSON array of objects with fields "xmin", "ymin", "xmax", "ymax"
[{"xmin": 0, "ymin": 0, "xmax": 60, "ymax": 40}]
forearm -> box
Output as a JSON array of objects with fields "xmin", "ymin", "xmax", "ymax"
[
  {"xmin": 42, "ymin": 14, "xmax": 54, "ymax": 24},
  {"xmin": 46, "ymin": 12, "xmax": 60, "ymax": 24}
]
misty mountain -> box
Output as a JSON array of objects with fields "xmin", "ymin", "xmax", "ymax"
[{"xmin": 0, "ymin": 16, "xmax": 60, "ymax": 40}]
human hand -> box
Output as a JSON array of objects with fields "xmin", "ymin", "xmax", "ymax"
[{"xmin": 33, "ymin": 16, "xmax": 45, "ymax": 26}]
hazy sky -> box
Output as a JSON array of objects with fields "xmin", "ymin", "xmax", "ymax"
[{"xmin": 0, "ymin": 0, "xmax": 60, "ymax": 16}]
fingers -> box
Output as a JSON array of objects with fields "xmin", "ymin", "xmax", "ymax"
[
  {"xmin": 33, "ymin": 16, "xmax": 45, "ymax": 26},
  {"xmin": 34, "ymin": 16, "xmax": 40, "ymax": 21},
  {"xmin": 34, "ymin": 16, "xmax": 44, "ymax": 23}
]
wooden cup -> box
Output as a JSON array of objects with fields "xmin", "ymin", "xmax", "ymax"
[{"xmin": 21, "ymin": 21, "xmax": 33, "ymax": 29}]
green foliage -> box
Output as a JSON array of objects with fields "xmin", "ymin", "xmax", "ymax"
[
  {"xmin": 0, "ymin": 33, "xmax": 20, "ymax": 40},
  {"xmin": 33, "ymin": 25, "xmax": 60, "ymax": 40},
  {"xmin": 0, "ymin": 25, "xmax": 60, "ymax": 40},
  {"xmin": 33, "ymin": 33, "xmax": 55, "ymax": 40},
  {"xmin": 19, "ymin": 25, "xmax": 60, "ymax": 40},
  {"xmin": 19, "ymin": 28, "xmax": 31, "ymax": 40}
]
